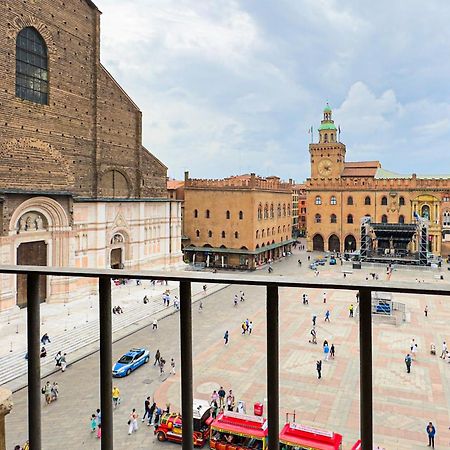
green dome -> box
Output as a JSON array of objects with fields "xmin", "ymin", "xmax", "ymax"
[
  {"xmin": 324, "ymin": 103, "xmax": 332, "ymax": 113},
  {"xmin": 318, "ymin": 122, "xmax": 337, "ymax": 131}
]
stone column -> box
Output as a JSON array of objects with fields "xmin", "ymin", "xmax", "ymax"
[{"xmin": 0, "ymin": 387, "xmax": 12, "ymax": 450}]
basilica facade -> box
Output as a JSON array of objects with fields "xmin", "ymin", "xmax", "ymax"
[
  {"xmin": 306, "ymin": 105, "xmax": 450, "ymax": 256},
  {"xmin": 0, "ymin": 0, "xmax": 182, "ymax": 311}
]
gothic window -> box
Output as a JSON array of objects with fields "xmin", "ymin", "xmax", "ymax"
[
  {"xmin": 239, "ymin": 211, "xmax": 243, "ymax": 220},
  {"xmin": 258, "ymin": 204, "xmax": 263, "ymax": 220},
  {"xmin": 221, "ymin": 231, "xmax": 226, "ymax": 238},
  {"xmin": 234, "ymin": 231, "xmax": 239, "ymax": 239},
  {"xmin": 315, "ymin": 196, "xmax": 322, "ymax": 205},
  {"xmin": 330, "ymin": 214, "xmax": 337, "ymax": 224},
  {"xmin": 16, "ymin": 27, "xmax": 48, "ymax": 105},
  {"xmin": 324, "ymin": 133, "xmax": 328, "ymax": 143},
  {"xmin": 330, "ymin": 196, "xmax": 337, "ymax": 205},
  {"xmin": 364, "ymin": 196, "xmax": 371, "ymax": 205},
  {"xmin": 315, "ymin": 214, "xmax": 321, "ymax": 223},
  {"xmin": 347, "ymin": 196, "xmax": 353, "ymax": 206},
  {"xmin": 264, "ymin": 204, "xmax": 269, "ymax": 219},
  {"xmin": 208, "ymin": 230, "xmax": 212, "ymax": 238},
  {"xmin": 347, "ymin": 214, "xmax": 353, "ymax": 224},
  {"xmin": 399, "ymin": 215, "xmax": 405, "ymax": 224},
  {"xmin": 272, "ymin": 227, "xmax": 275, "ymax": 235},
  {"xmin": 381, "ymin": 196, "xmax": 388, "ymax": 205},
  {"xmin": 206, "ymin": 209, "xmax": 210, "ymax": 219},
  {"xmin": 226, "ymin": 210, "xmax": 230, "ymax": 219},
  {"xmin": 330, "ymin": 133, "xmax": 334, "ymax": 142},
  {"xmin": 287, "ymin": 205, "xmax": 291, "ymax": 216},
  {"xmin": 443, "ymin": 211, "xmax": 450, "ymax": 226},
  {"xmin": 262, "ymin": 230, "xmax": 265, "ymax": 238},
  {"xmin": 277, "ymin": 203, "xmax": 282, "ymax": 217},
  {"xmin": 283, "ymin": 204, "xmax": 286, "ymax": 217},
  {"xmin": 194, "ymin": 209, "xmax": 198, "ymax": 218},
  {"xmin": 196, "ymin": 230, "xmax": 200, "ymax": 237},
  {"xmin": 381, "ymin": 214, "xmax": 388, "ymax": 223},
  {"xmin": 256, "ymin": 230, "xmax": 259, "ymax": 239},
  {"xmin": 277, "ymin": 226, "xmax": 281, "ymax": 233},
  {"xmin": 270, "ymin": 204, "xmax": 274, "ymax": 219},
  {"xmin": 399, "ymin": 196, "xmax": 405, "ymax": 206}
]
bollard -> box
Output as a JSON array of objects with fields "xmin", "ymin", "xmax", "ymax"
[
  {"xmin": 7, "ymin": 315, "xmax": 10, "ymax": 325},
  {"xmin": 10, "ymin": 342, "xmax": 12, "ymax": 352},
  {"xmin": 16, "ymin": 324, "xmax": 19, "ymax": 334}
]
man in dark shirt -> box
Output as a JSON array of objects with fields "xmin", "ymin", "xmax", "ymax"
[{"xmin": 218, "ymin": 387, "xmax": 226, "ymax": 409}]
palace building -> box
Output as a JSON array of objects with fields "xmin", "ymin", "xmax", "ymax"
[
  {"xmin": 183, "ymin": 172, "xmax": 294, "ymax": 270},
  {"xmin": 306, "ymin": 105, "xmax": 450, "ymax": 256},
  {"xmin": 0, "ymin": 0, "xmax": 182, "ymax": 311}
]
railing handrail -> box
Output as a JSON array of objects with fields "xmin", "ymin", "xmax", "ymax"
[{"xmin": 1, "ymin": 264, "xmax": 449, "ymax": 295}]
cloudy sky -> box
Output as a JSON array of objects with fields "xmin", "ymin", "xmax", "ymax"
[{"xmin": 95, "ymin": 0, "xmax": 450, "ymax": 182}]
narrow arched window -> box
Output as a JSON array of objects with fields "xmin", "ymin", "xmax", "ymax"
[
  {"xmin": 208, "ymin": 230, "xmax": 212, "ymax": 238},
  {"xmin": 206, "ymin": 209, "xmax": 210, "ymax": 218},
  {"xmin": 399, "ymin": 215, "xmax": 405, "ymax": 224},
  {"xmin": 16, "ymin": 27, "xmax": 48, "ymax": 104},
  {"xmin": 330, "ymin": 214, "xmax": 337, "ymax": 223},
  {"xmin": 221, "ymin": 231, "xmax": 226, "ymax": 238},
  {"xmin": 347, "ymin": 196, "xmax": 353, "ymax": 206},
  {"xmin": 315, "ymin": 196, "xmax": 322, "ymax": 205},
  {"xmin": 194, "ymin": 209, "xmax": 198, "ymax": 218},
  {"xmin": 399, "ymin": 196, "xmax": 405, "ymax": 206},
  {"xmin": 381, "ymin": 214, "xmax": 388, "ymax": 223},
  {"xmin": 234, "ymin": 231, "xmax": 239, "ymax": 239},
  {"xmin": 226, "ymin": 210, "xmax": 230, "ymax": 219},
  {"xmin": 256, "ymin": 230, "xmax": 259, "ymax": 239},
  {"xmin": 364, "ymin": 196, "xmax": 371, "ymax": 205},
  {"xmin": 347, "ymin": 214, "xmax": 353, "ymax": 224},
  {"xmin": 330, "ymin": 196, "xmax": 337, "ymax": 205},
  {"xmin": 381, "ymin": 196, "xmax": 387, "ymax": 206},
  {"xmin": 315, "ymin": 214, "xmax": 321, "ymax": 223},
  {"xmin": 239, "ymin": 211, "xmax": 243, "ymax": 220},
  {"xmin": 195, "ymin": 230, "xmax": 200, "ymax": 237},
  {"xmin": 270, "ymin": 204, "xmax": 274, "ymax": 218}
]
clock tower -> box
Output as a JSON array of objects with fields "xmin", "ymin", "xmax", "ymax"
[{"xmin": 309, "ymin": 104, "xmax": 346, "ymax": 179}]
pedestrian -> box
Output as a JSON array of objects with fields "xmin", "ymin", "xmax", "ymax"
[
  {"xmin": 426, "ymin": 421, "xmax": 436, "ymax": 448},
  {"xmin": 211, "ymin": 390, "xmax": 219, "ymax": 404},
  {"xmin": 224, "ymin": 330, "xmax": 229, "ymax": 345},
  {"xmin": 323, "ymin": 292, "xmax": 327, "ymax": 304},
  {"xmin": 154, "ymin": 406, "xmax": 162, "ymax": 426},
  {"xmin": 40, "ymin": 346, "xmax": 47, "ymax": 358},
  {"xmin": 142, "ymin": 397, "xmax": 151, "ymax": 422},
  {"xmin": 128, "ymin": 408, "xmax": 139, "ymax": 434},
  {"xmin": 143, "ymin": 295, "xmax": 149, "ymax": 304},
  {"xmin": 90, "ymin": 413, "xmax": 97, "ymax": 432},
  {"xmin": 410, "ymin": 338, "xmax": 416, "ymax": 352},
  {"xmin": 325, "ymin": 310, "xmax": 330, "ymax": 322},
  {"xmin": 41, "ymin": 333, "xmax": 51, "ymax": 345},
  {"xmin": 330, "ymin": 344, "xmax": 335, "ymax": 359},
  {"xmin": 198, "ymin": 301, "xmax": 203, "ymax": 312},
  {"xmin": 174, "ymin": 296, "xmax": 179, "ymax": 310},
  {"xmin": 412, "ymin": 343, "xmax": 418, "ymax": 360},
  {"xmin": 211, "ymin": 400, "xmax": 219, "ymax": 419},
  {"xmin": 54, "ymin": 351, "xmax": 62, "ymax": 368},
  {"xmin": 226, "ymin": 390, "xmax": 235, "ymax": 411},
  {"xmin": 95, "ymin": 408, "xmax": 101, "ymax": 428},
  {"xmin": 241, "ymin": 322, "xmax": 247, "ymax": 335},
  {"xmin": 218, "ymin": 386, "xmax": 226, "ymax": 409},
  {"xmin": 349, "ymin": 304, "xmax": 354, "ymax": 318},
  {"xmin": 170, "ymin": 358, "xmax": 176, "ymax": 375},
  {"xmin": 440, "ymin": 341, "xmax": 447, "ymax": 359},
  {"xmin": 203, "ymin": 284, "xmax": 207, "ymax": 294},
  {"xmin": 60, "ymin": 353, "xmax": 67, "ymax": 372},
  {"xmin": 166, "ymin": 294, "xmax": 171, "ymax": 307},
  {"xmin": 147, "ymin": 402, "xmax": 156, "ymax": 426},
  {"xmin": 97, "ymin": 423, "xmax": 102, "ymax": 439},
  {"xmin": 240, "ymin": 291, "xmax": 245, "ymax": 302},
  {"xmin": 316, "ymin": 360, "xmax": 322, "ymax": 379},
  {"xmin": 248, "ymin": 321, "xmax": 253, "ymax": 334},
  {"xmin": 42, "ymin": 381, "xmax": 52, "ymax": 404},
  {"xmin": 152, "ymin": 319, "xmax": 158, "ymax": 330},
  {"xmin": 159, "ymin": 358, "xmax": 165, "ymax": 375},
  {"xmin": 51, "ymin": 382, "xmax": 59, "ymax": 402},
  {"xmin": 154, "ymin": 349, "xmax": 161, "ymax": 366},
  {"xmin": 424, "ymin": 305, "xmax": 428, "ymax": 317},
  {"xmin": 309, "ymin": 327, "xmax": 317, "ymax": 344},
  {"xmin": 324, "ymin": 343, "xmax": 330, "ymax": 361},
  {"xmin": 356, "ymin": 292, "xmax": 359, "ymax": 303},
  {"xmin": 112, "ymin": 386, "xmax": 120, "ymax": 408},
  {"xmin": 234, "ymin": 294, "xmax": 238, "ymax": 307},
  {"xmin": 405, "ymin": 353, "xmax": 412, "ymax": 373},
  {"xmin": 312, "ymin": 315, "xmax": 317, "ymax": 327}
]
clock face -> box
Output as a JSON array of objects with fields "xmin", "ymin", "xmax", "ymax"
[{"xmin": 318, "ymin": 158, "xmax": 333, "ymax": 177}]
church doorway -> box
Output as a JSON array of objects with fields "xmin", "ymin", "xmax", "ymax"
[
  {"xmin": 344, "ymin": 234, "xmax": 357, "ymax": 252},
  {"xmin": 328, "ymin": 234, "xmax": 340, "ymax": 253},
  {"xmin": 17, "ymin": 241, "xmax": 47, "ymax": 308},
  {"xmin": 312, "ymin": 234, "xmax": 324, "ymax": 252},
  {"xmin": 110, "ymin": 248, "xmax": 123, "ymax": 269}
]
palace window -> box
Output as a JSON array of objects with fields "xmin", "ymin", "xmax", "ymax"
[
  {"xmin": 347, "ymin": 214, "xmax": 353, "ymax": 224},
  {"xmin": 399, "ymin": 196, "xmax": 405, "ymax": 206},
  {"xmin": 443, "ymin": 211, "xmax": 450, "ymax": 226},
  {"xmin": 283, "ymin": 204, "xmax": 286, "ymax": 217},
  {"xmin": 206, "ymin": 209, "xmax": 210, "ymax": 218},
  {"xmin": 256, "ymin": 230, "xmax": 259, "ymax": 239},
  {"xmin": 234, "ymin": 231, "xmax": 239, "ymax": 239},
  {"xmin": 315, "ymin": 214, "xmax": 321, "ymax": 223},
  {"xmin": 226, "ymin": 210, "xmax": 230, "ymax": 219},
  {"xmin": 194, "ymin": 209, "xmax": 198, "ymax": 218},
  {"xmin": 364, "ymin": 196, "xmax": 371, "ymax": 205},
  {"xmin": 258, "ymin": 204, "xmax": 263, "ymax": 220},
  {"xmin": 195, "ymin": 230, "xmax": 200, "ymax": 238},
  {"xmin": 331, "ymin": 214, "xmax": 337, "ymax": 224},
  {"xmin": 221, "ymin": 231, "xmax": 226, "ymax": 238},
  {"xmin": 399, "ymin": 215, "xmax": 405, "ymax": 224},
  {"xmin": 270, "ymin": 204, "xmax": 274, "ymax": 219},
  {"xmin": 381, "ymin": 196, "xmax": 388, "ymax": 206},
  {"xmin": 264, "ymin": 204, "xmax": 269, "ymax": 219},
  {"xmin": 330, "ymin": 196, "xmax": 337, "ymax": 205},
  {"xmin": 239, "ymin": 211, "xmax": 243, "ymax": 220},
  {"xmin": 287, "ymin": 205, "xmax": 291, "ymax": 216},
  {"xmin": 347, "ymin": 196, "xmax": 353, "ymax": 206},
  {"xmin": 315, "ymin": 196, "xmax": 322, "ymax": 205},
  {"xmin": 208, "ymin": 230, "xmax": 212, "ymax": 238},
  {"xmin": 381, "ymin": 214, "xmax": 388, "ymax": 223},
  {"xmin": 16, "ymin": 27, "xmax": 48, "ymax": 105}
]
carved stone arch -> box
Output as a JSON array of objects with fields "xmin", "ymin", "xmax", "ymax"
[{"xmin": 9, "ymin": 196, "xmax": 70, "ymax": 234}]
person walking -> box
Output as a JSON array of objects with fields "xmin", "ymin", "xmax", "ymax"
[
  {"xmin": 309, "ymin": 327, "xmax": 317, "ymax": 344},
  {"xmin": 241, "ymin": 321, "xmax": 247, "ymax": 335},
  {"xmin": 152, "ymin": 319, "xmax": 158, "ymax": 330},
  {"xmin": 159, "ymin": 358, "xmax": 165, "ymax": 375},
  {"xmin": 224, "ymin": 330, "xmax": 229, "ymax": 345},
  {"xmin": 218, "ymin": 387, "xmax": 226, "ymax": 409},
  {"xmin": 96, "ymin": 423, "xmax": 102, "ymax": 439},
  {"xmin": 349, "ymin": 304, "xmax": 354, "ymax": 318},
  {"xmin": 412, "ymin": 343, "xmax": 418, "ymax": 361},
  {"xmin": 42, "ymin": 381, "xmax": 52, "ymax": 405},
  {"xmin": 426, "ymin": 422, "xmax": 436, "ymax": 448},
  {"xmin": 54, "ymin": 351, "xmax": 62, "ymax": 368},
  {"xmin": 312, "ymin": 315, "xmax": 317, "ymax": 327},
  {"xmin": 211, "ymin": 400, "xmax": 219, "ymax": 419},
  {"xmin": 424, "ymin": 305, "xmax": 428, "ymax": 317},
  {"xmin": 211, "ymin": 390, "xmax": 219, "ymax": 404},
  {"xmin": 316, "ymin": 360, "xmax": 322, "ymax": 379},
  {"xmin": 323, "ymin": 292, "xmax": 327, "ymax": 304},
  {"xmin": 60, "ymin": 353, "xmax": 67, "ymax": 372},
  {"xmin": 248, "ymin": 321, "xmax": 253, "ymax": 335},
  {"xmin": 226, "ymin": 390, "xmax": 235, "ymax": 411},
  {"xmin": 324, "ymin": 343, "xmax": 330, "ymax": 361},
  {"xmin": 440, "ymin": 341, "xmax": 447, "ymax": 358},
  {"xmin": 154, "ymin": 349, "xmax": 161, "ymax": 366},
  {"xmin": 170, "ymin": 358, "xmax": 176, "ymax": 375},
  {"xmin": 198, "ymin": 301, "xmax": 203, "ymax": 312},
  {"xmin": 50, "ymin": 382, "xmax": 59, "ymax": 402},
  {"xmin": 95, "ymin": 408, "xmax": 101, "ymax": 428},
  {"xmin": 147, "ymin": 402, "xmax": 156, "ymax": 426},
  {"xmin": 325, "ymin": 310, "xmax": 330, "ymax": 322},
  {"xmin": 112, "ymin": 386, "xmax": 120, "ymax": 408},
  {"xmin": 234, "ymin": 294, "xmax": 238, "ymax": 307},
  {"xmin": 405, "ymin": 353, "xmax": 412, "ymax": 373},
  {"xmin": 128, "ymin": 408, "xmax": 139, "ymax": 435},
  {"xmin": 142, "ymin": 397, "xmax": 151, "ymax": 422},
  {"xmin": 90, "ymin": 413, "xmax": 97, "ymax": 433},
  {"xmin": 203, "ymin": 284, "xmax": 207, "ymax": 295},
  {"xmin": 41, "ymin": 333, "xmax": 51, "ymax": 345},
  {"xmin": 330, "ymin": 344, "xmax": 335, "ymax": 359}
]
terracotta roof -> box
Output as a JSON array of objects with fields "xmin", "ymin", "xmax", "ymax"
[
  {"xmin": 342, "ymin": 161, "xmax": 381, "ymax": 177},
  {"xmin": 167, "ymin": 180, "xmax": 184, "ymax": 190}
]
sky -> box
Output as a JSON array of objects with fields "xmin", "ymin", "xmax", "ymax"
[{"xmin": 95, "ymin": 0, "xmax": 450, "ymax": 182}]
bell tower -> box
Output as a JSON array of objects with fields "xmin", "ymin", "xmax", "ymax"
[{"xmin": 309, "ymin": 104, "xmax": 346, "ymax": 179}]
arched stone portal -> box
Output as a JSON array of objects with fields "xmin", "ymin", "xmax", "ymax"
[
  {"xmin": 313, "ymin": 234, "xmax": 324, "ymax": 252},
  {"xmin": 328, "ymin": 234, "xmax": 340, "ymax": 253},
  {"xmin": 345, "ymin": 234, "xmax": 357, "ymax": 252}
]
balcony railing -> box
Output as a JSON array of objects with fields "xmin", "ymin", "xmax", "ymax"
[{"xmin": 1, "ymin": 264, "xmax": 449, "ymax": 450}]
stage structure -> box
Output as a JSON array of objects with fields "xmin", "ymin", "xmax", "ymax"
[{"xmin": 360, "ymin": 217, "xmax": 428, "ymax": 266}]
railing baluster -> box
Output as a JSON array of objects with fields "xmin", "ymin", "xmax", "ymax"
[
  {"xmin": 359, "ymin": 288, "xmax": 373, "ymax": 449},
  {"xmin": 266, "ymin": 285, "xmax": 279, "ymax": 450},
  {"xmin": 180, "ymin": 281, "xmax": 193, "ymax": 450},
  {"xmin": 99, "ymin": 276, "xmax": 113, "ymax": 450},
  {"xmin": 27, "ymin": 272, "xmax": 41, "ymax": 450}
]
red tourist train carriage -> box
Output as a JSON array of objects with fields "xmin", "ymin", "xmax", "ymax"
[{"xmin": 279, "ymin": 422, "xmax": 343, "ymax": 450}]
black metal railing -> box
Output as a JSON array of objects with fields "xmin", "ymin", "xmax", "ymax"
[{"xmin": 1, "ymin": 264, "xmax": 449, "ymax": 450}]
